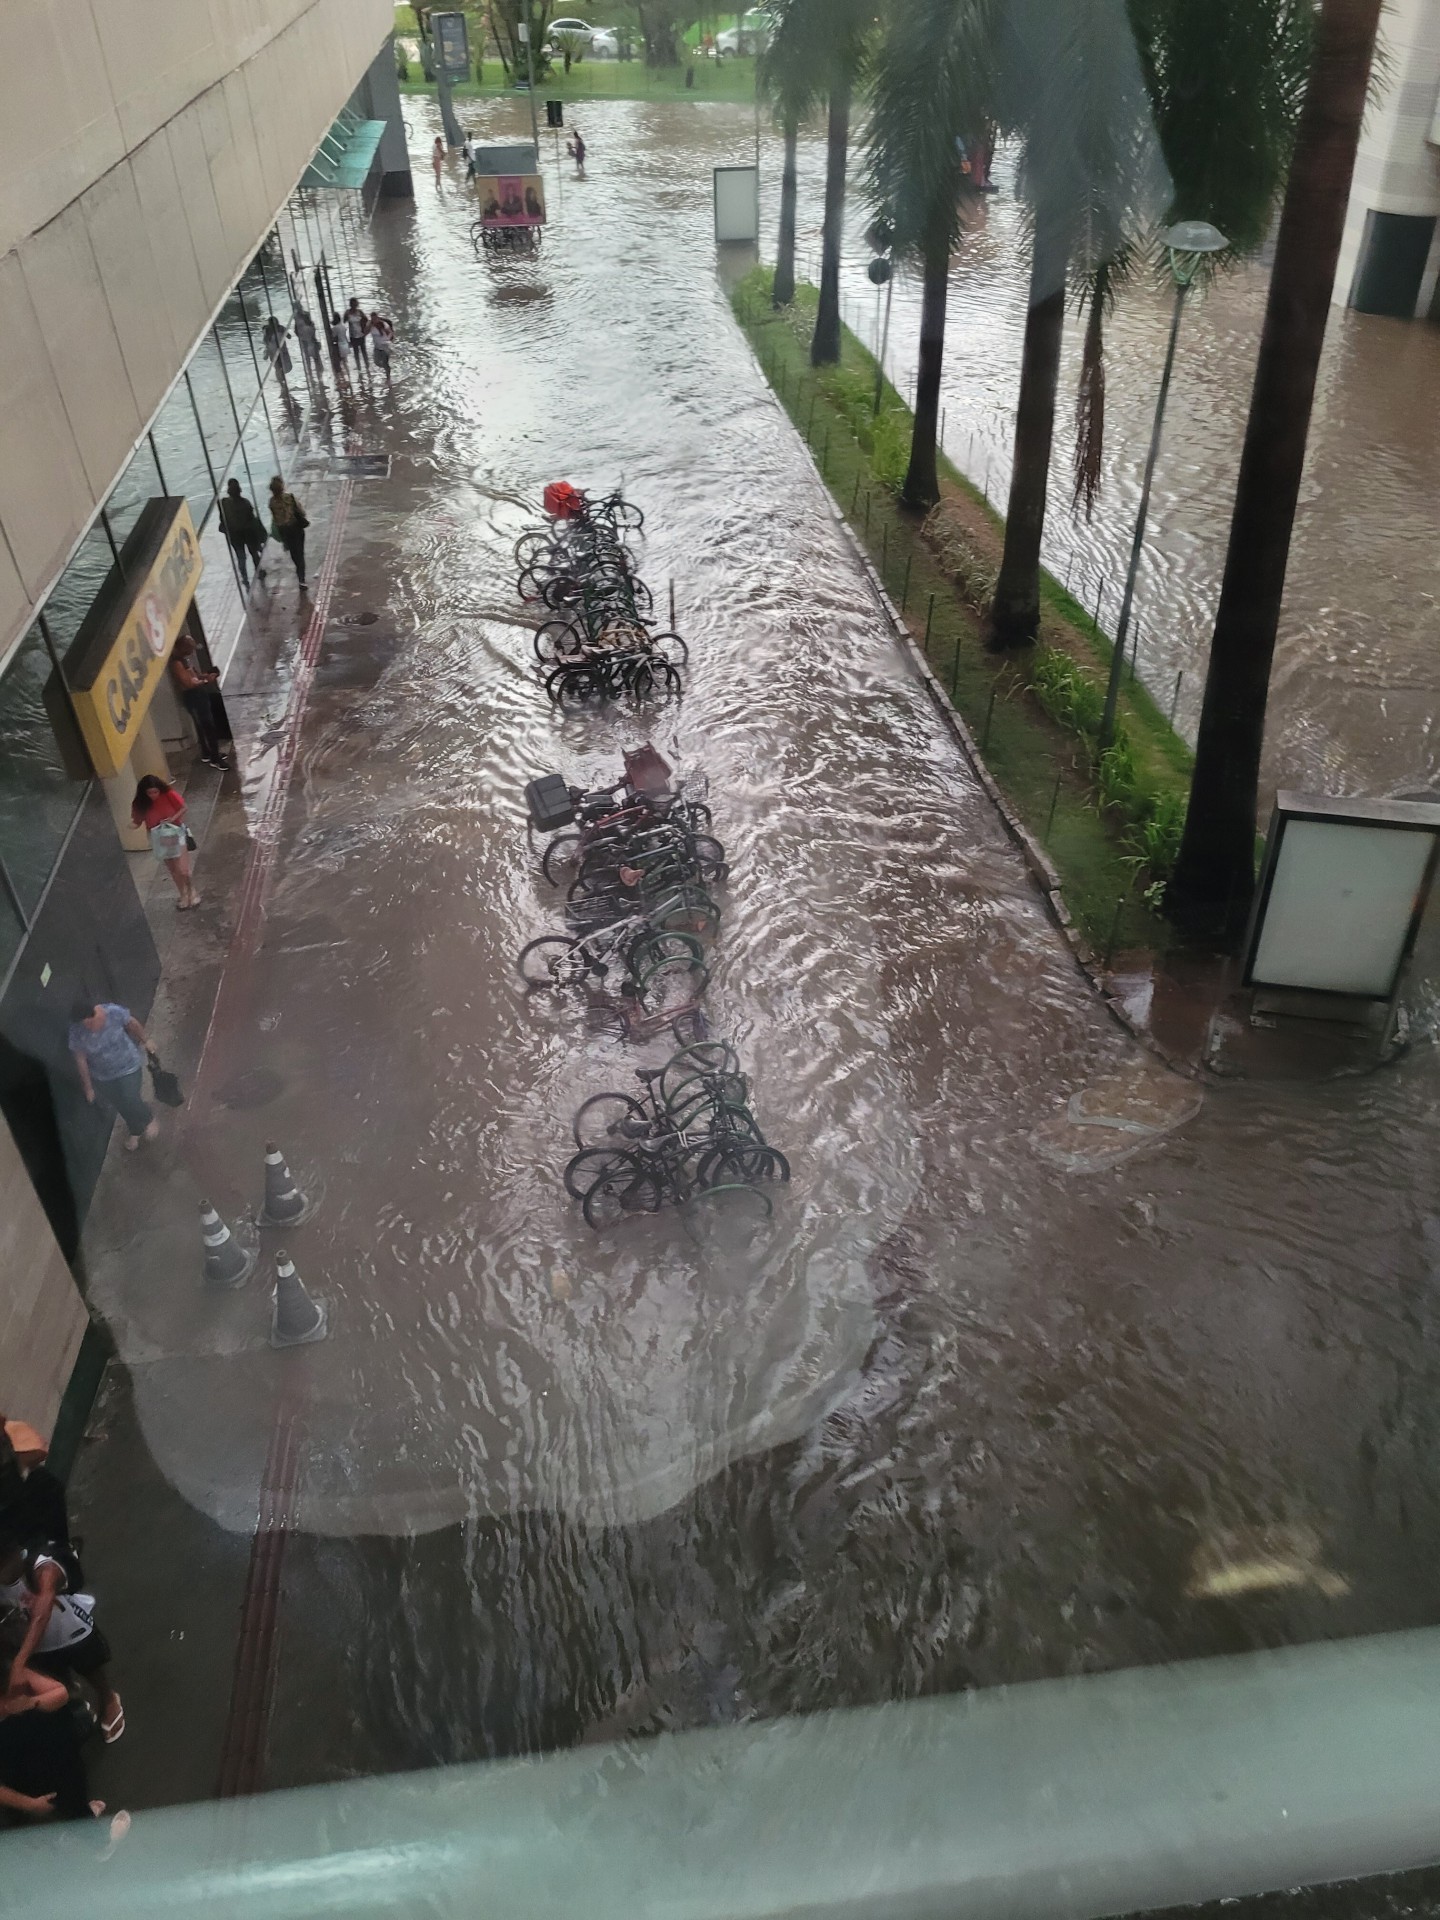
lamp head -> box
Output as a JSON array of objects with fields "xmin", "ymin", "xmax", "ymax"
[{"xmin": 1160, "ymin": 220, "xmax": 1229, "ymax": 286}]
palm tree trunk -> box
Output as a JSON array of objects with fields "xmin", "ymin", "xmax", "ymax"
[
  {"xmin": 902, "ymin": 234, "xmax": 950, "ymax": 512},
  {"xmin": 811, "ymin": 81, "xmax": 851, "ymax": 365},
  {"xmin": 774, "ymin": 116, "xmax": 799, "ymax": 306},
  {"xmin": 1168, "ymin": 0, "xmax": 1384, "ymax": 942},
  {"xmin": 989, "ymin": 240, "xmax": 1066, "ymax": 649}
]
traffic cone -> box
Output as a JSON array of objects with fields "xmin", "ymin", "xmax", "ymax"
[
  {"xmin": 271, "ymin": 1250, "xmax": 327, "ymax": 1348},
  {"xmin": 261, "ymin": 1142, "xmax": 313, "ymax": 1226},
  {"xmin": 199, "ymin": 1200, "xmax": 255, "ymax": 1290}
]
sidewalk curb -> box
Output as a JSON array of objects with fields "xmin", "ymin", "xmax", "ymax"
[{"xmin": 820, "ymin": 494, "xmax": 1202, "ymax": 1083}]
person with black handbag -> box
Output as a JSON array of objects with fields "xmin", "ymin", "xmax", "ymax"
[{"xmin": 267, "ymin": 476, "xmax": 310, "ymax": 591}]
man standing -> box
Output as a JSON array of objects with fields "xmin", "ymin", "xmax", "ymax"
[
  {"xmin": 345, "ymin": 297, "xmax": 371, "ymax": 374},
  {"xmin": 294, "ymin": 308, "xmax": 325, "ymax": 384},
  {"xmin": 218, "ymin": 478, "xmax": 266, "ymax": 587},
  {"xmin": 68, "ymin": 1001, "xmax": 157, "ymax": 1152}
]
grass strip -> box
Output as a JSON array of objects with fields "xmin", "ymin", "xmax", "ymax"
[{"xmin": 730, "ymin": 266, "xmax": 1194, "ymax": 957}]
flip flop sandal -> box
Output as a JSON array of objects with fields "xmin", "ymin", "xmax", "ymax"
[{"xmin": 101, "ymin": 1698, "xmax": 125, "ymax": 1743}]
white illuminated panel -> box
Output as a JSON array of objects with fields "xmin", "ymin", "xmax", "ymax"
[
  {"xmin": 714, "ymin": 166, "xmax": 759, "ymax": 243},
  {"xmin": 1251, "ymin": 818, "xmax": 1437, "ymax": 996}
]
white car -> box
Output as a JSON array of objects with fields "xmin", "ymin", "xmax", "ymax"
[
  {"xmin": 545, "ymin": 16, "xmax": 595, "ymax": 55},
  {"xmin": 590, "ymin": 27, "xmax": 618, "ymax": 56},
  {"xmin": 716, "ymin": 10, "xmax": 773, "ymax": 54}
]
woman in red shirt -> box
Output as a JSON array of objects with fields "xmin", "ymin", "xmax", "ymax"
[{"xmin": 130, "ymin": 775, "xmax": 198, "ymax": 909}]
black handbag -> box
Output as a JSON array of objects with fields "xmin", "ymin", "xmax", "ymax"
[{"xmin": 146, "ymin": 1050, "xmax": 185, "ymax": 1107}]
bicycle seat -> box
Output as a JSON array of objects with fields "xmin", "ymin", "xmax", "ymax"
[{"xmin": 635, "ymin": 1067, "xmax": 662, "ymax": 1082}]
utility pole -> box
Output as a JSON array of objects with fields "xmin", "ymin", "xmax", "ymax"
[{"xmin": 518, "ymin": 14, "xmax": 541, "ymax": 157}]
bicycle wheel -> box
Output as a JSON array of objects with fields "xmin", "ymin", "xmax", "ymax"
[
  {"xmin": 534, "ymin": 620, "xmax": 581, "ymax": 666},
  {"xmin": 541, "ymin": 833, "xmax": 583, "ymax": 885},
  {"xmin": 682, "ymin": 1183, "xmax": 774, "ymax": 1256},
  {"xmin": 565, "ymin": 1146, "xmax": 639, "ymax": 1202},
  {"xmin": 517, "ymin": 936, "xmax": 576, "ymax": 990},
  {"xmin": 687, "ymin": 836, "xmax": 728, "ymax": 884},
  {"xmin": 659, "ymin": 1041, "xmax": 740, "ymax": 1107},
  {"xmin": 610, "ymin": 501, "xmax": 645, "ymax": 531},
  {"xmin": 547, "ymin": 665, "xmax": 598, "ymax": 710},
  {"xmin": 698, "ymin": 1141, "xmax": 791, "ymax": 1188},
  {"xmin": 671, "ymin": 1093, "xmax": 760, "ymax": 1143},
  {"xmin": 647, "ymin": 631, "xmax": 689, "ymax": 668},
  {"xmin": 573, "ymin": 1091, "xmax": 650, "ymax": 1151},
  {"xmin": 650, "ymin": 896, "xmax": 720, "ymax": 941},
  {"xmin": 515, "ymin": 531, "xmax": 555, "ymax": 570},
  {"xmin": 631, "ymin": 928, "xmax": 706, "ymax": 979},
  {"xmin": 582, "ymin": 1155, "xmax": 661, "ymax": 1230}
]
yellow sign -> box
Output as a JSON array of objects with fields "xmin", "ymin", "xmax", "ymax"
[{"xmin": 70, "ymin": 501, "xmax": 203, "ymax": 777}]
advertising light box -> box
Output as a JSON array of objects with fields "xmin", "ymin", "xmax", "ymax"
[{"xmin": 1243, "ymin": 793, "xmax": 1440, "ymax": 1001}]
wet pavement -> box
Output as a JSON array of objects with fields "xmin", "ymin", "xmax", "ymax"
[{"xmin": 64, "ymin": 100, "xmax": 1440, "ymax": 1814}]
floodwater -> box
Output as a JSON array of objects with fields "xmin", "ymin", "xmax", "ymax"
[
  {"xmin": 790, "ymin": 116, "xmax": 1440, "ymax": 797},
  {"xmin": 79, "ymin": 99, "xmax": 1440, "ymax": 1796}
]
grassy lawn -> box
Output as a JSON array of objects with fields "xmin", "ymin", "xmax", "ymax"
[
  {"xmin": 399, "ymin": 58, "xmax": 757, "ymax": 104},
  {"xmin": 732, "ymin": 268, "xmax": 1193, "ymax": 958},
  {"xmin": 393, "ymin": 8, "xmax": 758, "ymax": 104}
]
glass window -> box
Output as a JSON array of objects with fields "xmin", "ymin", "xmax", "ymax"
[
  {"xmin": 215, "ymin": 289, "xmax": 262, "ymax": 425},
  {"xmin": 41, "ymin": 522, "xmax": 120, "ymax": 665},
  {"xmin": 242, "ymin": 385, "xmax": 282, "ymax": 503},
  {"xmin": 0, "ymin": 624, "xmax": 88, "ymax": 919},
  {"xmin": 147, "ymin": 376, "xmax": 216, "ymax": 537},
  {"xmin": 186, "ymin": 330, "xmax": 241, "ymax": 498},
  {"xmin": 0, "ymin": 878, "xmax": 23, "ymax": 986},
  {"xmin": 104, "ymin": 437, "xmax": 166, "ymax": 552}
]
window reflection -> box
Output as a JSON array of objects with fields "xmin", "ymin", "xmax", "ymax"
[
  {"xmin": 147, "ymin": 376, "xmax": 216, "ymax": 536},
  {"xmin": 104, "ymin": 438, "xmax": 166, "ymax": 552},
  {"xmin": 0, "ymin": 625, "xmax": 87, "ymax": 919},
  {"xmin": 41, "ymin": 522, "xmax": 120, "ymax": 665}
]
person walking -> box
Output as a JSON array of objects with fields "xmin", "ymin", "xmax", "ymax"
[
  {"xmin": 218, "ymin": 477, "xmax": 266, "ymax": 588},
  {"xmin": 169, "ymin": 635, "xmax": 230, "ymax": 770},
  {"xmin": 294, "ymin": 308, "xmax": 325, "ymax": 383},
  {"xmin": 432, "ymin": 135, "xmax": 445, "ymax": 184},
  {"xmin": 572, "ymin": 128, "xmax": 587, "ymax": 175},
  {"xmin": 68, "ymin": 1000, "xmax": 159, "ymax": 1151},
  {"xmin": 130, "ymin": 774, "xmax": 198, "ymax": 908},
  {"xmin": 344, "ymin": 298, "xmax": 371, "ymax": 374},
  {"xmin": 261, "ymin": 314, "xmax": 292, "ymax": 387},
  {"xmin": 370, "ymin": 312, "xmax": 395, "ymax": 381},
  {"xmin": 326, "ymin": 312, "xmax": 352, "ymax": 391},
  {"xmin": 268, "ymin": 476, "xmax": 309, "ymax": 589}
]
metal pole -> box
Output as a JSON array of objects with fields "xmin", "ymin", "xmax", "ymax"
[
  {"xmin": 1169, "ymin": 670, "xmax": 1183, "ymax": 727},
  {"xmin": 902, "ymin": 552, "xmax": 912, "ymax": 613},
  {"xmin": 1104, "ymin": 896, "xmax": 1126, "ymax": 968},
  {"xmin": 872, "ymin": 272, "xmax": 893, "ymax": 418},
  {"xmin": 864, "ymin": 492, "xmax": 871, "ymax": 537},
  {"xmin": 982, "ymin": 686, "xmax": 997, "ymax": 750},
  {"xmin": 1099, "ymin": 278, "xmax": 1188, "ymax": 750},
  {"xmin": 1045, "ymin": 770, "xmax": 1063, "ymax": 844},
  {"xmin": 823, "ymin": 428, "xmax": 830, "ymax": 475},
  {"xmin": 521, "ymin": 21, "xmax": 541, "ymax": 157},
  {"xmin": 881, "ymin": 524, "xmax": 888, "ymax": 581},
  {"xmin": 924, "ymin": 593, "xmax": 935, "ymax": 654},
  {"xmin": 669, "ymin": 580, "xmax": 676, "ymax": 627}
]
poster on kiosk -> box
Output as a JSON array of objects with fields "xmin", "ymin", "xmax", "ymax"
[{"xmin": 475, "ymin": 174, "xmax": 547, "ymax": 228}]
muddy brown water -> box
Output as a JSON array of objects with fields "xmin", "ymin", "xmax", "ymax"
[{"xmin": 75, "ymin": 101, "xmax": 1440, "ymax": 1800}]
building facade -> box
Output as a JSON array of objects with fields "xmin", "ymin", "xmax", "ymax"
[
  {"xmin": 1338, "ymin": 0, "xmax": 1440, "ymax": 317},
  {"xmin": 0, "ymin": 0, "xmax": 407, "ymax": 1442}
]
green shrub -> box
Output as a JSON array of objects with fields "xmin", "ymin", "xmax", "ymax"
[
  {"xmin": 1031, "ymin": 646, "xmax": 1104, "ymax": 738},
  {"xmin": 1130, "ymin": 789, "xmax": 1187, "ymax": 878},
  {"xmin": 1097, "ymin": 738, "xmax": 1140, "ymax": 812},
  {"xmin": 870, "ymin": 408, "xmax": 910, "ymax": 492}
]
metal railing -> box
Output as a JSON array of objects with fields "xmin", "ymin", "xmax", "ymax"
[{"xmin": 11, "ymin": 1626, "xmax": 1440, "ymax": 1917}]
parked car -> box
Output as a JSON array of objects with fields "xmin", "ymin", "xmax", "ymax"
[
  {"xmin": 590, "ymin": 27, "xmax": 619, "ymax": 57},
  {"xmin": 716, "ymin": 10, "xmax": 773, "ymax": 55},
  {"xmin": 545, "ymin": 16, "xmax": 596, "ymax": 57}
]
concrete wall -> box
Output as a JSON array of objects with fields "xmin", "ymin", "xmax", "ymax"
[
  {"xmin": 0, "ymin": 1120, "xmax": 87, "ymax": 1436},
  {"xmin": 0, "ymin": 0, "xmax": 395, "ymax": 670},
  {"xmin": 1336, "ymin": 0, "xmax": 1440, "ymax": 309}
]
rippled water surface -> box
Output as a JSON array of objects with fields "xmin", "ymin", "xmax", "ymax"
[{"xmin": 81, "ymin": 100, "xmax": 1440, "ymax": 1791}]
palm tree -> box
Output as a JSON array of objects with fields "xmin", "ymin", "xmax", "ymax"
[
  {"xmin": 769, "ymin": 0, "xmax": 879, "ymax": 365},
  {"xmin": 987, "ymin": 0, "xmax": 1166, "ymax": 649},
  {"xmin": 987, "ymin": 0, "xmax": 1313, "ymax": 652},
  {"xmin": 759, "ymin": 18, "xmax": 817, "ymax": 306},
  {"xmin": 1167, "ymin": 0, "xmax": 1385, "ymax": 940},
  {"xmin": 865, "ymin": 0, "xmax": 1000, "ymax": 510}
]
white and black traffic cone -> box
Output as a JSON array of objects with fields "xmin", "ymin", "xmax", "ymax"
[
  {"xmin": 270, "ymin": 1250, "xmax": 327, "ymax": 1348},
  {"xmin": 199, "ymin": 1200, "xmax": 256, "ymax": 1290},
  {"xmin": 261, "ymin": 1142, "xmax": 313, "ymax": 1226}
]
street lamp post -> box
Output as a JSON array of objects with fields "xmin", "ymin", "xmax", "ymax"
[{"xmin": 1097, "ymin": 221, "xmax": 1228, "ymax": 751}]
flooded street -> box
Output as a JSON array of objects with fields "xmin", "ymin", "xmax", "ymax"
[
  {"xmin": 794, "ymin": 119, "xmax": 1440, "ymax": 795},
  {"xmin": 74, "ymin": 99, "xmax": 1440, "ymax": 1801}
]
